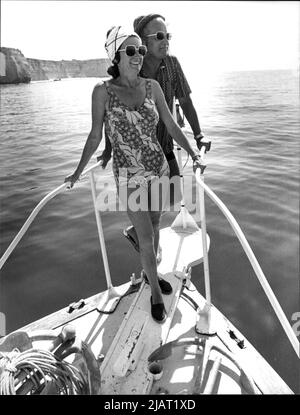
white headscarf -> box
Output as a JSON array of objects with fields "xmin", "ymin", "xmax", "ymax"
[{"xmin": 105, "ymin": 26, "xmax": 140, "ymax": 62}]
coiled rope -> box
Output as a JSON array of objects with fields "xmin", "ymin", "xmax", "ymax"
[{"xmin": 0, "ymin": 347, "xmax": 89, "ymax": 395}]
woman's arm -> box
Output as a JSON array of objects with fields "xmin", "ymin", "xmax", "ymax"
[
  {"xmin": 65, "ymin": 83, "xmax": 107, "ymax": 187},
  {"xmin": 152, "ymin": 80, "xmax": 199, "ymax": 159}
]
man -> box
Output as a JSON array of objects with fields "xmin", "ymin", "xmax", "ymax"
[{"xmin": 98, "ymin": 14, "xmax": 210, "ymax": 255}]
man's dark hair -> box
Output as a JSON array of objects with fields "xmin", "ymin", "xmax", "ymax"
[{"xmin": 133, "ymin": 14, "xmax": 165, "ymax": 37}]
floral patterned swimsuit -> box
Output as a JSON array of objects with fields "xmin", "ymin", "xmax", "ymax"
[{"xmin": 104, "ymin": 79, "xmax": 169, "ymax": 188}]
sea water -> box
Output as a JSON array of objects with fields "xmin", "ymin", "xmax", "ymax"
[{"xmin": 0, "ymin": 70, "xmax": 299, "ymax": 392}]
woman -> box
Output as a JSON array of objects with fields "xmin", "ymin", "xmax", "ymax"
[{"xmin": 65, "ymin": 26, "xmax": 203, "ymax": 323}]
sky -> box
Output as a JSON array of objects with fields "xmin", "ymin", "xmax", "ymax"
[{"xmin": 1, "ymin": 1, "xmax": 299, "ymax": 74}]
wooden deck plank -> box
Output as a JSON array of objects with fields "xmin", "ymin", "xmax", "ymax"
[{"xmin": 100, "ymin": 272, "xmax": 184, "ymax": 394}]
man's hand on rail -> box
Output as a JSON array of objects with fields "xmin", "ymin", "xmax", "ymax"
[
  {"xmin": 64, "ymin": 173, "xmax": 80, "ymax": 189},
  {"xmin": 96, "ymin": 149, "xmax": 111, "ymax": 169},
  {"xmin": 196, "ymin": 136, "xmax": 211, "ymax": 153}
]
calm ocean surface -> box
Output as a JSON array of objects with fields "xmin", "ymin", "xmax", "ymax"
[{"xmin": 0, "ymin": 69, "xmax": 299, "ymax": 392}]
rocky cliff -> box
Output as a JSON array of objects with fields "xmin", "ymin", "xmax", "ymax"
[
  {"xmin": 0, "ymin": 48, "xmax": 31, "ymax": 84},
  {"xmin": 0, "ymin": 47, "xmax": 110, "ymax": 84}
]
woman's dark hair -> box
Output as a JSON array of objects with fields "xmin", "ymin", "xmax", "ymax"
[
  {"xmin": 106, "ymin": 27, "xmax": 122, "ymax": 78},
  {"xmin": 107, "ymin": 51, "xmax": 120, "ymax": 78}
]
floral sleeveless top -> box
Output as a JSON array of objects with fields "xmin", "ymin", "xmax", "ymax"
[{"xmin": 104, "ymin": 79, "xmax": 169, "ymax": 187}]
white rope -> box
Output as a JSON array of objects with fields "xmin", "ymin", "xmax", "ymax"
[{"xmin": 0, "ymin": 348, "xmax": 89, "ymax": 395}]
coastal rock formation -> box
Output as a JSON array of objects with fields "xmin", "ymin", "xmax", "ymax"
[
  {"xmin": 0, "ymin": 48, "xmax": 31, "ymax": 84},
  {"xmin": 27, "ymin": 58, "xmax": 67, "ymax": 81},
  {"xmin": 0, "ymin": 47, "xmax": 110, "ymax": 84},
  {"xmin": 27, "ymin": 58, "xmax": 110, "ymax": 81}
]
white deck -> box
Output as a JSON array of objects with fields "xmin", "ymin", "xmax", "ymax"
[
  {"xmin": 158, "ymin": 225, "xmax": 210, "ymax": 274},
  {"xmin": 1, "ymin": 224, "xmax": 293, "ymax": 394},
  {"xmin": 99, "ymin": 223, "xmax": 209, "ymax": 394},
  {"xmin": 100, "ymin": 273, "xmax": 183, "ymax": 394}
]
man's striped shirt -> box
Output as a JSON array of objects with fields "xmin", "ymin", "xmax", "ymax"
[{"xmin": 140, "ymin": 55, "xmax": 191, "ymax": 155}]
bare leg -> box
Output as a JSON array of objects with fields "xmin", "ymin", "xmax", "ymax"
[
  {"xmin": 149, "ymin": 211, "xmax": 161, "ymax": 257},
  {"xmin": 119, "ymin": 185, "xmax": 163, "ymax": 305},
  {"xmin": 127, "ymin": 209, "xmax": 163, "ymax": 305},
  {"xmin": 148, "ymin": 176, "xmax": 168, "ymax": 259}
]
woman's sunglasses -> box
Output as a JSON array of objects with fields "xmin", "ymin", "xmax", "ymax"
[
  {"xmin": 146, "ymin": 31, "xmax": 172, "ymax": 41},
  {"xmin": 118, "ymin": 45, "xmax": 147, "ymax": 57}
]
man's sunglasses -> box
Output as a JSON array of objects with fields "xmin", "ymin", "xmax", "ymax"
[
  {"xmin": 146, "ymin": 31, "xmax": 172, "ymax": 41},
  {"xmin": 118, "ymin": 45, "xmax": 147, "ymax": 57}
]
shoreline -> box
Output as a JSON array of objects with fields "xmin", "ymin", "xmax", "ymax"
[{"xmin": 0, "ymin": 47, "xmax": 110, "ymax": 85}]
